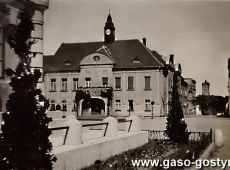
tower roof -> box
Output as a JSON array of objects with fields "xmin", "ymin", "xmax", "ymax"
[
  {"xmin": 104, "ymin": 13, "xmax": 115, "ymax": 29},
  {"xmin": 202, "ymin": 80, "xmax": 210, "ymax": 85},
  {"xmin": 107, "ymin": 14, "xmax": 112, "ymax": 23}
]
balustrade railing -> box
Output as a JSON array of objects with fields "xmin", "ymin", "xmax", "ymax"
[
  {"xmin": 145, "ymin": 129, "xmax": 212, "ymax": 142},
  {"xmin": 49, "ymin": 126, "xmax": 69, "ymax": 145},
  {"xmin": 82, "ymin": 122, "xmax": 109, "ymax": 137},
  {"xmin": 118, "ymin": 119, "xmax": 133, "ymax": 132},
  {"xmin": 78, "ymin": 87, "xmax": 112, "ymax": 97}
]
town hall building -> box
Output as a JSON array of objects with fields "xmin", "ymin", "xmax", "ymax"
[
  {"xmin": 44, "ymin": 14, "xmax": 170, "ymax": 117},
  {"xmin": 44, "ymin": 14, "xmax": 196, "ymax": 117}
]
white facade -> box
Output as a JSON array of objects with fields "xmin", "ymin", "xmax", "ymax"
[{"xmin": 45, "ymin": 52, "xmax": 167, "ymax": 117}]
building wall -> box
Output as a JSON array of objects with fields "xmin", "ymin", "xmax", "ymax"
[
  {"xmin": 112, "ymin": 70, "xmax": 163, "ymax": 117},
  {"xmin": 185, "ymin": 78, "xmax": 196, "ymax": 115},
  {"xmin": 202, "ymin": 81, "xmax": 210, "ymax": 96},
  {"xmin": 166, "ymin": 69, "xmax": 174, "ymax": 114},
  {"xmin": 44, "ymin": 68, "xmax": 167, "ymax": 117},
  {"xmin": 181, "ymin": 81, "xmax": 188, "ymax": 115},
  {"xmin": 0, "ymin": 1, "xmax": 49, "ymax": 117}
]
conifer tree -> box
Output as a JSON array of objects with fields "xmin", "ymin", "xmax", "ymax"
[
  {"xmin": 165, "ymin": 73, "xmax": 190, "ymax": 144},
  {"xmin": 0, "ymin": 7, "xmax": 56, "ymax": 169}
]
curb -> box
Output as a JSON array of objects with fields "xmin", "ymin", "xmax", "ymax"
[{"xmin": 185, "ymin": 142, "xmax": 215, "ymax": 170}]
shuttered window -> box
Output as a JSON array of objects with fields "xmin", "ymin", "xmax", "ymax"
[
  {"xmin": 102, "ymin": 77, "xmax": 108, "ymax": 87},
  {"xmin": 145, "ymin": 76, "xmax": 151, "ymax": 90},
  {"xmin": 115, "ymin": 77, "xmax": 121, "ymax": 89},
  {"xmin": 73, "ymin": 78, "xmax": 78, "ymax": 90},
  {"xmin": 128, "ymin": 76, "xmax": 133, "ymax": 90},
  {"xmin": 50, "ymin": 78, "xmax": 56, "ymax": 91},
  {"xmin": 61, "ymin": 78, "xmax": 68, "ymax": 91}
]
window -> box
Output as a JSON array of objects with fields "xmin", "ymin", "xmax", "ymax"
[
  {"xmin": 144, "ymin": 76, "xmax": 151, "ymax": 90},
  {"xmin": 93, "ymin": 55, "xmax": 100, "ymax": 61},
  {"xmin": 73, "ymin": 78, "xmax": 78, "ymax": 91},
  {"xmin": 115, "ymin": 77, "xmax": 121, "ymax": 89},
  {"xmin": 62, "ymin": 100, "xmax": 67, "ymax": 111},
  {"xmin": 85, "ymin": 77, "xmax": 91, "ymax": 87},
  {"xmin": 102, "ymin": 77, "xmax": 108, "ymax": 87},
  {"xmin": 50, "ymin": 78, "xmax": 56, "ymax": 91},
  {"xmin": 145, "ymin": 99, "xmax": 151, "ymax": 111},
  {"xmin": 115, "ymin": 100, "xmax": 121, "ymax": 111},
  {"xmin": 72, "ymin": 100, "xmax": 76, "ymax": 111},
  {"xmin": 0, "ymin": 27, "xmax": 4, "ymax": 79},
  {"xmin": 128, "ymin": 76, "xmax": 134, "ymax": 90},
  {"xmin": 50, "ymin": 100, "xmax": 56, "ymax": 111},
  {"xmin": 61, "ymin": 78, "xmax": 68, "ymax": 91},
  {"xmin": 128, "ymin": 100, "xmax": 134, "ymax": 111}
]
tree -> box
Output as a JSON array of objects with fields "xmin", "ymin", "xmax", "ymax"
[
  {"xmin": 0, "ymin": 8, "xmax": 56, "ymax": 169},
  {"xmin": 165, "ymin": 73, "xmax": 190, "ymax": 144},
  {"xmin": 196, "ymin": 95, "xmax": 228, "ymax": 115}
]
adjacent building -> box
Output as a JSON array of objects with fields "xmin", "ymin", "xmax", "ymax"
[
  {"xmin": 0, "ymin": 0, "xmax": 49, "ymax": 118},
  {"xmin": 184, "ymin": 78, "xmax": 196, "ymax": 114},
  {"xmin": 202, "ymin": 80, "xmax": 210, "ymax": 96}
]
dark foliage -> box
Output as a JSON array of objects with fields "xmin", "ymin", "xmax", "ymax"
[
  {"xmin": 75, "ymin": 90, "xmax": 91, "ymax": 114},
  {"xmin": 196, "ymin": 95, "xmax": 228, "ymax": 115},
  {"xmin": 165, "ymin": 73, "xmax": 190, "ymax": 144},
  {"xmin": 100, "ymin": 88, "xmax": 113, "ymax": 106},
  {"xmin": 82, "ymin": 140, "xmax": 177, "ymax": 170},
  {"xmin": 7, "ymin": 9, "xmax": 35, "ymax": 67},
  {"xmin": 0, "ymin": 3, "xmax": 10, "ymax": 14},
  {"xmin": 0, "ymin": 8, "xmax": 55, "ymax": 169},
  {"xmin": 224, "ymin": 104, "xmax": 229, "ymax": 117}
]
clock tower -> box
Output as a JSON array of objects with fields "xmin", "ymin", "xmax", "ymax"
[{"xmin": 104, "ymin": 13, "xmax": 115, "ymax": 44}]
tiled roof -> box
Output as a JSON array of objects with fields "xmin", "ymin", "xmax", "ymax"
[
  {"xmin": 44, "ymin": 39, "xmax": 164, "ymax": 72},
  {"xmin": 151, "ymin": 50, "xmax": 166, "ymax": 65}
]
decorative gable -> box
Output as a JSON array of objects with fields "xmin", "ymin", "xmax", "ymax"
[{"xmin": 80, "ymin": 53, "xmax": 115, "ymax": 66}]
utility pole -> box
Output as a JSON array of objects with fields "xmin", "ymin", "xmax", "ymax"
[{"xmin": 151, "ymin": 101, "xmax": 155, "ymax": 119}]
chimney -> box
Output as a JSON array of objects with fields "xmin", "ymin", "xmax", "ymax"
[
  {"xmin": 142, "ymin": 38, "xmax": 146, "ymax": 46},
  {"xmin": 169, "ymin": 54, "xmax": 174, "ymax": 64}
]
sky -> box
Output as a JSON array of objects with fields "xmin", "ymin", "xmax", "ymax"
[{"xmin": 43, "ymin": 0, "xmax": 230, "ymax": 96}]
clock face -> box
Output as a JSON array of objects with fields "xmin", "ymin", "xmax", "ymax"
[{"xmin": 106, "ymin": 29, "xmax": 111, "ymax": 35}]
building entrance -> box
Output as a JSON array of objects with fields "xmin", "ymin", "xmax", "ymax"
[{"xmin": 82, "ymin": 98, "xmax": 105, "ymax": 115}]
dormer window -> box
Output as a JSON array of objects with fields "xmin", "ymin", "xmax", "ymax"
[
  {"xmin": 132, "ymin": 60, "xmax": 140, "ymax": 64},
  {"xmin": 64, "ymin": 60, "xmax": 71, "ymax": 66},
  {"xmin": 132, "ymin": 56, "xmax": 141, "ymax": 64}
]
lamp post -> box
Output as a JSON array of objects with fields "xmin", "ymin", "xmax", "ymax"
[{"xmin": 151, "ymin": 101, "xmax": 155, "ymax": 119}]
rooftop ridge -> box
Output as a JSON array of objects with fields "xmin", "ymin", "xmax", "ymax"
[
  {"xmin": 138, "ymin": 39, "xmax": 164, "ymax": 67},
  {"xmin": 60, "ymin": 39, "xmax": 140, "ymax": 45}
]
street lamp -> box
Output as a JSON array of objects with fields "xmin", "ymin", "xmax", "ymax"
[{"xmin": 151, "ymin": 101, "xmax": 155, "ymax": 119}]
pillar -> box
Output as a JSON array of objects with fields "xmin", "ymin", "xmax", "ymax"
[
  {"xmin": 127, "ymin": 115, "xmax": 141, "ymax": 132},
  {"xmin": 64, "ymin": 115, "xmax": 82, "ymax": 145},
  {"xmin": 214, "ymin": 129, "xmax": 223, "ymax": 147},
  {"xmin": 103, "ymin": 116, "xmax": 117, "ymax": 137}
]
